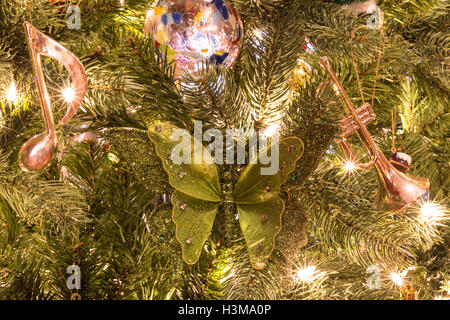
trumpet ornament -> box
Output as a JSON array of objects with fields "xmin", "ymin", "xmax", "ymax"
[{"xmin": 318, "ymin": 57, "xmax": 430, "ymax": 212}]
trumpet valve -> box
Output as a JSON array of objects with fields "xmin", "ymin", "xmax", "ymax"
[{"xmin": 337, "ymin": 103, "xmax": 376, "ymax": 142}]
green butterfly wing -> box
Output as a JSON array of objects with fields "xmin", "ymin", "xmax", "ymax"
[
  {"xmin": 148, "ymin": 123, "xmax": 221, "ymax": 264},
  {"xmin": 236, "ymin": 197, "xmax": 284, "ymax": 269},
  {"xmin": 171, "ymin": 190, "xmax": 219, "ymax": 264},
  {"xmin": 234, "ymin": 137, "xmax": 304, "ymax": 269},
  {"xmin": 234, "ymin": 137, "xmax": 304, "ymax": 204},
  {"xmin": 148, "ymin": 123, "xmax": 221, "ymax": 202}
]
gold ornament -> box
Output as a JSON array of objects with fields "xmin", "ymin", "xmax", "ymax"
[
  {"xmin": 400, "ymin": 282, "xmax": 416, "ymax": 300},
  {"xmin": 289, "ymin": 58, "xmax": 312, "ymax": 99},
  {"xmin": 293, "ymin": 58, "xmax": 312, "ymax": 87}
]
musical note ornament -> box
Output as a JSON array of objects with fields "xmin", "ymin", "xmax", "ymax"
[{"xmin": 19, "ymin": 22, "xmax": 87, "ymax": 172}]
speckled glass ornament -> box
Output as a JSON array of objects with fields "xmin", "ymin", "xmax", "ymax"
[{"xmin": 145, "ymin": 0, "xmax": 243, "ymax": 78}]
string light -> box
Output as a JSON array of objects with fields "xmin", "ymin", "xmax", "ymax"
[
  {"xmin": 434, "ymin": 281, "xmax": 450, "ymax": 300},
  {"xmin": 261, "ymin": 123, "xmax": 280, "ymax": 138},
  {"xmin": 390, "ymin": 268, "xmax": 415, "ymax": 287},
  {"xmin": 295, "ymin": 265, "xmax": 318, "ymax": 283},
  {"xmin": 342, "ymin": 160, "xmax": 356, "ymax": 172},
  {"xmin": 62, "ymin": 87, "xmax": 75, "ymax": 103},
  {"xmin": 6, "ymin": 81, "xmax": 17, "ymax": 103},
  {"xmin": 253, "ymin": 29, "xmax": 264, "ymax": 41},
  {"xmin": 390, "ymin": 272, "xmax": 404, "ymax": 286},
  {"xmin": 419, "ymin": 201, "xmax": 447, "ymax": 224},
  {"xmin": 443, "ymin": 280, "xmax": 450, "ymax": 292}
]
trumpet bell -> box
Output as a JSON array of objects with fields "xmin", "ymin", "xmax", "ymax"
[{"xmin": 374, "ymin": 153, "xmax": 430, "ymax": 212}]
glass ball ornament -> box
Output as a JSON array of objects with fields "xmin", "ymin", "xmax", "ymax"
[
  {"xmin": 145, "ymin": 0, "xmax": 243, "ymax": 79},
  {"xmin": 334, "ymin": 0, "xmax": 377, "ymax": 15}
]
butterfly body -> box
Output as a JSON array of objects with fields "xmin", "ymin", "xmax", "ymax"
[
  {"xmin": 215, "ymin": 165, "xmax": 241, "ymax": 247},
  {"xmin": 148, "ymin": 123, "xmax": 304, "ymax": 269}
]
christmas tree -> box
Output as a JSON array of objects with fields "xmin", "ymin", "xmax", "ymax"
[{"xmin": 0, "ymin": 0, "xmax": 448, "ymax": 300}]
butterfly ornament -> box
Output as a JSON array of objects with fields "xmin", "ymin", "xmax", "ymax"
[{"xmin": 148, "ymin": 123, "xmax": 304, "ymax": 269}]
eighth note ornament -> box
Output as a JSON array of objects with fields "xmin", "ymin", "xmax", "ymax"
[{"xmin": 19, "ymin": 22, "xmax": 87, "ymax": 172}]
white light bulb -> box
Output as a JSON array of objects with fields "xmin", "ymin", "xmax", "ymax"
[
  {"xmin": 418, "ymin": 201, "xmax": 447, "ymax": 225},
  {"xmin": 442, "ymin": 280, "xmax": 450, "ymax": 292},
  {"xmin": 62, "ymin": 87, "xmax": 75, "ymax": 103},
  {"xmin": 390, "ymin": 272, "xmax": 404, "ymax": 286},
  {"xmin": 262, "ymin": 123, "xmax": 280, "ymax": 138},
  {"xmin": 253, "ymin": 29, "xmax": 264, "ymax": 41},
  {"xmin": 343, "ymin": 160, "xmax": 356, "ymax": 172},
  {"xmin": 296, "ymin": 266, "xmax": 317, "ymax": 282},
  {"xmin": 420, "ymin": 202, "xmax": 444, "ymax": 218},
  {"xmin": 6, "ymin": 81, "xmax": 17, "ymax": 103}
]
